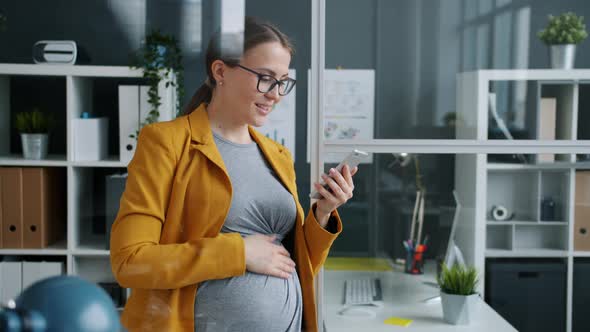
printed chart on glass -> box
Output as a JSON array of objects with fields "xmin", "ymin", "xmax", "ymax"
[
  {"xmin": 307, "ymin": 69, "xmax": 374, "ymax": 163},
  {"xmin": 258, "ymin": 69, "xmax": 296, "ymax": 159}
]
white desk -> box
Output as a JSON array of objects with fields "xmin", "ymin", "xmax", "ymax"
[{"xmin": 324, "ymin": 264, "xmax": 517, "ymax": 331}]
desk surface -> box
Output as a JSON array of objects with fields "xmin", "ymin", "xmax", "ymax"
[{"xmin": 324, "ymin": 264, "xmax": 516, "ymax": 332}]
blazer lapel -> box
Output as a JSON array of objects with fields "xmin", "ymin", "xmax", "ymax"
[
  {"xmin": 187, "ymin": 104, "xmax": 228, "ymax": 175},
  {"xmin": 188, "ymin": 103, "xmax": 297, "ymax": 199},
  {"xmin": 249, "ymin": 127, "xmax": 297, "ymax": 198}
]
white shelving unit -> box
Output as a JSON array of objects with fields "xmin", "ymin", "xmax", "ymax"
[
  {"xmin": 455, "ymin": 69, "xmax": 590, "ymax": 332},
  {"xmin": 0, "ymin": 63, "xmax": 176, "ymax": 309}
]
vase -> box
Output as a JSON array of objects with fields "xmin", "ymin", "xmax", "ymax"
[
  {"xmin": 21, "ymin": 133, "xmax": 49, "ymax": 160},
  {"xmin": 550, "ymin": 44, "xmax": 576, "ymax": 69},
  {"xmin": 440, "ymin": 291, "xmax": 479, "ymax": 325}
]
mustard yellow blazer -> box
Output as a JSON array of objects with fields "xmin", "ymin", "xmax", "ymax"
[{"xmin": 110, "ymin": 103, "xmax": 342, "ymax": 332}]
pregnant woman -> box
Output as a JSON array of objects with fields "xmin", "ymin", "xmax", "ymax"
[{"xmin": 110, "ymin": 16, "xmax": 358, "ymax": 332}]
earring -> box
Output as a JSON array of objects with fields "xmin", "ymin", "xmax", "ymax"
[{"xmin": 219, "ymin": 81, "xmax": 224, "ymax": 86}]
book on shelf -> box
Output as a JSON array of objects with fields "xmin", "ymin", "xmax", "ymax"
[{"xmin": 538, "ymin": 97, "xmax": 556, "ymax": 163}]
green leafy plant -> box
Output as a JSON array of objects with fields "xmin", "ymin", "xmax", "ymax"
[
  {"xmin": 437, "ymin": 263, "xmax": 479, "ymax": 296},
  {"xmin": 15, "ymin": 109, "xmax": 55, "ymax": 134},
  {"xmin": 538, "ymin": 12, "xmax": 588, "ymax": 45},
  {"xmin": 130, "ymin": 29, "xmax": 184, "ymax": 139}
]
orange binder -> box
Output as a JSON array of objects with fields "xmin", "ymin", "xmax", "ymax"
[
  {"xmin": 22, "ymin": 168, "xmax": 65, "ymax": 249},
  {"xmin": 575, "ymin": 171, "xmax": 590, "ymax": 251},
  {"xmin": 1, "ymin": 167, "xmax": 24, "ymax": 248}
]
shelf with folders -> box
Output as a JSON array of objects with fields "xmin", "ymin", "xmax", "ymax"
[
  {"xmin": 0, "ymin": 64, "xmax": 177, "ymax": 309},
  {"xmin": 0, "ymin": 166, "xmax": 68, "ymax": 252}
]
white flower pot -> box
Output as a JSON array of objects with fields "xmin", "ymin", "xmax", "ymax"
[
  {"xmin": 550, "ymin": 44, "xmax": 576, "ymax": 69},
  {"xmin": 440, "ymin": 291, "xmax": 479, "ymax": 325},
  {"xmin": 21, "ymin": 133, "xmax": 49, "ymax": 160}
]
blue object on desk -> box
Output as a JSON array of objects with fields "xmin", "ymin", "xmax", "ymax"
[
  {"xmin": 81, "ymin": 111, "xmax": 90, "ymax": 119},
  {"xmin": 0, "ymin": 275, "xmax": 121, "ymax": 332}
]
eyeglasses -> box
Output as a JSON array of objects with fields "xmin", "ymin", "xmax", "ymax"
[{"xmin": 236, "ymin": 64, "xmax": 296, "ymax": 96}]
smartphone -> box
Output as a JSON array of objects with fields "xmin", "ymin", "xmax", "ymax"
[{"xmin": 309, "ymin": 149, "xmax": 368, "ymax": 199}]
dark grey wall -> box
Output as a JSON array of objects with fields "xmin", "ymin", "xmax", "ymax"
[{"xmin": 0, "ymin": 0, "xmax": 203, "ymax": 111}]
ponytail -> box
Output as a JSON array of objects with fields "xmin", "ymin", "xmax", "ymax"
[{"xmin": 183, "ymin": 81, "xmax": 213, "ymax": 115}]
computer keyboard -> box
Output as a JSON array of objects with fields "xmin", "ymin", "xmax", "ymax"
[{"xmin": 343, "ymin": 278, "xmax": 382, "ymax": 306}]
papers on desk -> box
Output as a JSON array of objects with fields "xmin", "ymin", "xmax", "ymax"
[
  {"xmin": 384, "ymin": 316, "xmax": 413, "ymax": 327},
  {"xmin": 324, "ymin": 257, "xmax": 393, "ymax": 271}
]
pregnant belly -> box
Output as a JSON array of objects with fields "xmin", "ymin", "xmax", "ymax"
[{"xmin": 194, "ymin": 270, "xmax": 302, "ymax": 329}]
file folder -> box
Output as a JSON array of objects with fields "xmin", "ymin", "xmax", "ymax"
[
  {"xmin": 139, "ymin": 85, "xmax": 150, "ymax": 127},
  {"xmin": 0, "ymin": 261, "xmax": 22, "ymax": 304},
  {"xmin": 119, "ymin": 85, "xmax": 140, "ymax": 165},
  {"xmin": 1, "ymin": 168, "xmax": 24, "ymax": 248},
  {"xmin": 575, "ymin": 172, "xmax": 590, "ymax": 251},
  {"xmin": 22, "ymin": 261, "xmax": 64, "ymax": 290},
  {"xmin": 119, "ymin": 84, "xmax": 174, "ymax": 165},
  {"xmin": 22, "ymin": 168, "xmax": 65, "ymax": 249},
  {"xmin": 139, "ymin": 85, "xmax": 174, "ymax": 123},
  {"xmin": 538, "ymin": 98, "xmax": 556, "ymax": 162}
]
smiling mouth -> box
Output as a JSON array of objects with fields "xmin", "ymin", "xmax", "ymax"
[{"xmin": 255, "ymin": 103, "xmax": 272, "ymax": 112}]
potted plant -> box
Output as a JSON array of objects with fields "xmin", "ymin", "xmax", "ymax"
[
  {"xmin": 437, "ymin": 263, "xmax": 480, "ymax": 325},
  {"xmin": 130, "ymin": 29, "xmax": 184, "ymax": 139},
  {"xmin": 15, "ymin": 109, "xmax": 55, "ymax": 159},
  {"xmin": 538, "ymin": 12, "xmax": 588, "ymax": 69}
]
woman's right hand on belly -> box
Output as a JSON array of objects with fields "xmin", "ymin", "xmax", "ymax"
[{"xmin": 243, "ymin": 234, "xmax": 296, "ymax": 279}]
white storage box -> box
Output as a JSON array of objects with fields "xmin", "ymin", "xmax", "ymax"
[{"xmin": 72, "ymin": 117, "xmax": 108, "ymax": 161}]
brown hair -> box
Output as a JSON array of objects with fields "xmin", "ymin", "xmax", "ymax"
[{"xmin": 183, "ymin": 16, "xmax": 295, "ymax": 115}]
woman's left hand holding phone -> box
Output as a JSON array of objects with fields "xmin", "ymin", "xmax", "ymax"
[{"xmin": 313, "ymin": 164, "xmax": 358, "ymax": 227}]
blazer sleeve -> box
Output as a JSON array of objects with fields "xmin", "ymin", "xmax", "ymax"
[
  {"xmin": 282, "ymin": 147, "xmax": 343, "ymax": 276},
  {"xmin": 303, "ymin": 204, "xmax": 342, "ymax": 276},
  {"xmin": 110, "ymin": 124, "xmax": 245, "ymax": 290}
]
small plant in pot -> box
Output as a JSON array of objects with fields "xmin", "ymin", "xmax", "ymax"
[
  {"xmin": 437, "ymin": 263, "xmax": 480, "ymax": 325},
  {"xmin": 538, "ymin": 12, "xmax": 588, "ymax": 69},
  {"xmin": 15, "ymin": 109, "xmax": 55, "ymax": 160}
]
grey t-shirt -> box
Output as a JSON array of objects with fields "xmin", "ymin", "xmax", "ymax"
[{"xmin": 194, "ymin": 131, "xmax": 302, "ymax": 332}]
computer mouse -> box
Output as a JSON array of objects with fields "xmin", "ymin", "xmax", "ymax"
[{"xmin": 337, "ymin": 306, "xmax": 377, "ymax": 319}]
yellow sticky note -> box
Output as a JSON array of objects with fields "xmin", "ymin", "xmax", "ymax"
[{"xmin": 384, "ymin": 317, "xmax": 413, "ymax": 327}]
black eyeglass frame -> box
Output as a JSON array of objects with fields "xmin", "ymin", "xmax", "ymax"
[{"xmin": 236, "ymin": 64, "xmax": 296, "ymax": 96}]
